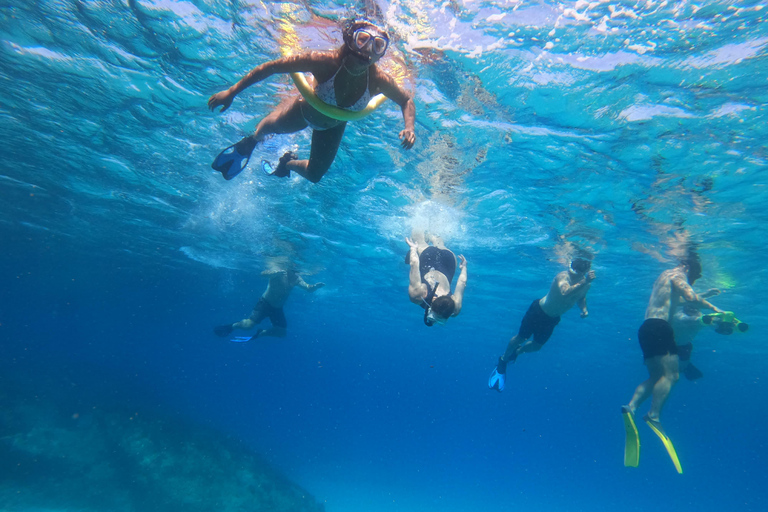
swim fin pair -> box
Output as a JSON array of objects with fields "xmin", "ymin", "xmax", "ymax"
[
  {"xmin": 212, "ymin": 137, "xmax": 297, "ymax": 180},
  {"xmin": 621, "ymin": 406, "xmax": 683, "ymax": 474}
]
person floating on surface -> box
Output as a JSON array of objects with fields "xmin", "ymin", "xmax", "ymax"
[
  {"xmin": 208, "ymin": 19, "xmax": 416, "ymax": 183},
  {"xmin": 488, "ymin": 258, "xmax": 595, "ymax": 392}
]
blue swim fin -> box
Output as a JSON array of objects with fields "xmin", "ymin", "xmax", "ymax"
[
  {"xmin": 261, "ymin": 151, "xmax": 298, "ymax": 178},
  {"xmin": 212, "ymin": 143, "xmax": 252, "ymax": 180}
]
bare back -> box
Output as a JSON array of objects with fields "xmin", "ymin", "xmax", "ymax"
[
  {"xmin": 539, "ymin": 271, "xmax": 591, "ymax": 317},
  {"xmin": 262, "ymin": 272, "xmax": 300, "ymax": 308},
  {"xmin": 645, "ymin": 267, "xmax": 687, "ymax": 321}
]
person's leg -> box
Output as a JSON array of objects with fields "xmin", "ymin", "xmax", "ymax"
[
  {"xmin": 410, "ymin": 228, "xmax": 430, "ymax": 255},
  {"xmin": 254, "ymin": 307, "xmax": 288, "ymax": 339},
  {"xmin": 285, "ymin": 122, "xmax": 347, "ymax": 183},
  {"xmin": 627, "ymin": 358, "xmax": 663, "ymax": 414},
  {"xmin": 234, "ymin": 307, "xmax": 267, "ymax": 331},
  {"xmin": 235, "ymin": 96, "xmax": 309, "ymax": 154},
  {"xmin": 515, "ymin": 340, "xmax": 543, "ymax": 356},
  {"xmin": 647, "ymin": 353, "xmax": 680, "ymax": 421}
]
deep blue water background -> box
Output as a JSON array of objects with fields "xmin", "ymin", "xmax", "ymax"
[{"xmin": 2, "ymin": 1, "xmax": 768, "ymax": 511}]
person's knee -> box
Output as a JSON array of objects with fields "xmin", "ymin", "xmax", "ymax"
[
  {"xmin": 306, "ymin": 159, "xmax": 332, "ymax": 183},
  {"xmin": 237, "ymin": 319, "xmax": 255, "ymax": 329}
]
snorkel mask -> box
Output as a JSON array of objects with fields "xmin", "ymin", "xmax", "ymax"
[
  {"xmin": 425, "ymin": 308, "xmax": 448, "ymax": 326},
  {"xmin": 569, "ymin": 258, "xmax": 591, "ymax": 276},
  {"xmin": 343, "ymin": 20, "xmax": 389, "ymax": 62}
]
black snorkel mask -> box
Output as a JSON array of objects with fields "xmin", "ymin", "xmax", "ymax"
[
  {"xmin": 343, "ymin": 20, "xmax": 389, "ymax": 63},
  {"xmin": 569, "ymin": 258, "xmax": 591, "ymax": 275}
]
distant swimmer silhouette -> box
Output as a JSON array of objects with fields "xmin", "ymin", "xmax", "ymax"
[
  {"xmin": 487, "ymin": 258, "xmax": 595, "ymax": 393},
  {"xmin": 405, "ymin": 229, "xmax": 467, "ymax": 327},
  {"xmin": 214, "ymin": 267, "xmax": 324, "ymax": 341},
  {"xmin": 208, "ymin": 19, "xmax": 415, "ymax": 183}
]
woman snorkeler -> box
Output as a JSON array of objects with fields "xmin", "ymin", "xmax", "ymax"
[{"xmin": 208, "ymin": 19, "xmax": 416, "ymax": 183}]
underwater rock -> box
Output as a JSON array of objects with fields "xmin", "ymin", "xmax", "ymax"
[{"xmin": 0, "ymin": 390, "xmax": 324, "ymax": 512}]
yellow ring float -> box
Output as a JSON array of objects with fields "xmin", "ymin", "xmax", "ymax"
[{"xmin": 290, "ymin": 72, "xmax": 388, "ymax": 121}]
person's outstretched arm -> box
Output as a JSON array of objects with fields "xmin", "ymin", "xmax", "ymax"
[
  {"xmin": 673, "ymin": 275, "xmax": 723, "ymax": 313},
  {"xmin": 405, "ymin": 237, "xmax": 427, "ymax": 303},
  {"xmin": 297, "ymin": 275, "xmax": 325, "ymax": 292},
  {"xmin": 373, "ymin": 69, "xmax": 415, "ymax": 149},
  {"xmin": 451, "ymin": 255, "xmax": 468, "ymax": 316},
  {"xmin": 208, "ymin": 52, "xmax": 330, "ymax": 112}
]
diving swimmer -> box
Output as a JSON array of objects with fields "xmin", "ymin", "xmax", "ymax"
[
  {"xmin": 405, "ymin": 230, "xmax": 468, "ymax": 327},
  {"xmin": 208, "ymin": 19, "xmax": 416, "ymax": 183}
]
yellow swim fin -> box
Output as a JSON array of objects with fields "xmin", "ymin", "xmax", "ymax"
[
  {"xmin": 644, "ymin": 415, "xmax": 683, "ymax": 474},
  {"xmin": 621, "ymin": 406, "xmax": 640, "ymax": 467}
]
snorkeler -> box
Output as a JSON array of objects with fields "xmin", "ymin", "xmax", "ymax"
[
  {"xmin": 207, "ymin": 19, "xmax": 416, "ymax": 183},
  {"xmin": 621, "ymin": 254, "xmax": 722, "ymax": 473},
  {"xmin": 488, "ymin": 258, "xmax": 595, "ymax": 392},
  {"xmin": 405, "ymin": 230, "xmax": 467, "ymax": 327},
  {"xmin": 213, "ymin": 268, "xmax": 324, "ymax": 341}
]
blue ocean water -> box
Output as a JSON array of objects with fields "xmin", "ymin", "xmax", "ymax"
[{"xmin": 1, "ymin": 1, "xmax": 767, "ymax": 511}]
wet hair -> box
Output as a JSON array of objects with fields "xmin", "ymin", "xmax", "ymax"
[
  {"xmin": 430, "ymin": 295, "xmax": 455, "ymax": 320},
  {"xmin": 570, "ymin": 258, "xmax": 591, "ymax": 274},
  {"xmin": 684, "ymin": 256, "xmax": 702, "ymax": 283}
]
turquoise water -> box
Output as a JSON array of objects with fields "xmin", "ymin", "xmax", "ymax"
[{"xmin": 1, "ymin": 1, "xmax": 767, "ymax": 511}]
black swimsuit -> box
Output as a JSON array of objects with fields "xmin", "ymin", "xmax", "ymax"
[{"xmin": 418, "ymin": 246, "xmax": 456, "ymax": 304}]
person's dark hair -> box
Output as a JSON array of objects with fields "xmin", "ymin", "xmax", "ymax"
[
  {"xmin": 685, "ymin": 256, "xmax": 702, "ymax": 283},
  {"xmin": 570, "ymin": 258, "xmax": 591, "ymax": 274},
  {"xmin": 430, "ymin": 295, "xmax": 455, "ymax": 319}
]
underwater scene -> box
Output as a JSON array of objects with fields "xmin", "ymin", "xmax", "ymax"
[{"xmin": 1, "ymin": 1, "xmax": 767, "ymax": 511}]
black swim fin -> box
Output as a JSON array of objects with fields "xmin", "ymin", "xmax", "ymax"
[
  {"xmin": 262, "ymin": 151, "xmax": 298, "ymax": 178},
  {"xmin": 683, "ymin": 363, "xmax": 703, "ymax": 381},
  {"xmin": 213, "ymin": 324, "xmax": 234, "ymax": 337},
  {"xmin": 212, "ymin": 142, "xmax": 253, "ymax": 180}
]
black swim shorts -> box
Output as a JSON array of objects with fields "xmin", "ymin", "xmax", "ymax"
[
  {"xmin": 250, "ymin": 297, "xmax": 287, "ymax": 329},
  {"xmin": 638, "ymin": 318, "xmax": 677, "ymax": 360},
  {"xmin": 517, "ymin": 299, "xmax": 561, "ymax": 345}
]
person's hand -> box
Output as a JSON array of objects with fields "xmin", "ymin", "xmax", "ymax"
[
  {"xmin": 703, "ymin": 288, "xmax": 721, "ymax": 298},
  {"xmin": 405, "ymin": 236, "xmax": 418, "ymax": 250},
  {"xmin": 208, "ymin": 89, "xmax": 235, "ymax": 112},
  {"xmin": 581, "ymin": 310, "xmax": 589, "ymax": 318},
  {"xmin": 584, "ymin": 270, "xmax": 596, "ymax": 282},
  {"xmin": 399, "ymin": 129, "xmax": 415, "ymax": 150},
  {"xmin": 313, "ymin": 282, "xmax": 325, "ymax": 291},
  {"xmin": 458, "ymin": 255, "xmax": 467, "ymax": 270}
]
